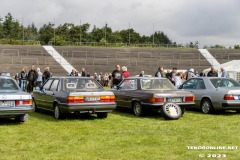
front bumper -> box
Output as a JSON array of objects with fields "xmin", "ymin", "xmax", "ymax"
[{"xmin": 59, "ymin": 102, "xmax": 117, "ymax": 113}]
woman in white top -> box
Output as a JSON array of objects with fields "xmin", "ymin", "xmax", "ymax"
[{"xmin": 174, "ymin": 72, "xmax": 183, "ymax": 88}]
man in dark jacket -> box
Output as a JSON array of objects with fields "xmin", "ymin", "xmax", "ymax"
[
  {"xmin": 43, "ymin": 67, "xmax": 51, "ymax": 83},
  {"xmin": 26, "ymin": 65, "xmax": 38, "ymax": 93},
  {"xmin": 207, "ymin": 66, "xmax": 218, "ymax": 77}
]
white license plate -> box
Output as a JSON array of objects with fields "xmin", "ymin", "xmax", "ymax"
[
  {"xmin": 84, "ymin": 97, "xmax": 100, "ymax": 101},
  {"xmin": 0, "ymin": 101, "xmax": 15, "ymax": 107},
  {"xmin": 167, "ymin": 98, "xmax": 182, "ymax": 103}
]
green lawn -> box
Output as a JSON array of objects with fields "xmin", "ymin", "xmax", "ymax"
[{"xmin": 0, "ymin": 109, "xmax": 240, "ymax": 160}]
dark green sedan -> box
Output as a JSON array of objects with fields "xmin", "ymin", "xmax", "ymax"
[{"xmin": 32, "ymin": 77, "xmax": 116, "ymax": 119}]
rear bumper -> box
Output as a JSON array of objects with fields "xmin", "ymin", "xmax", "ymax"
[
  {"xmin": 141, "ymin": 102, "xmax": 195, "ymax": 110},
  {"xmin": 222, "ymin": 103, "xmax": 240, "ymax": 109},
  {"xmin": 0, "ymin": 106, "xmax": 33, "ymax": 116},
  {"xmin": 59, "ymin": 102, "xmax": 117, "ymax": 113}
]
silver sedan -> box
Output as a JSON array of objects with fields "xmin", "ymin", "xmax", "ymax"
[
  {"xmin": 179, "ymin": 77, "xmax": 240, "ymax": 114},
  {"xmin": 0, "ymin": 76, "xmax": 33, "ymax": 122}
]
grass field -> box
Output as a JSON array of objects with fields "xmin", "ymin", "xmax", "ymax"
[{"xmin": 0, "ymin": 108, "xmax": 240, "ymax": 160}]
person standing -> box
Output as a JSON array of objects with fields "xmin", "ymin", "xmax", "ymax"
[
  {"xmin": 221, "ymin": 67, "xmax": 228, "ymax": 77},
  {"xmin": 122, "ymin": 66, "xmax": 130, "ymax": 78},
  {"xmin": 26, "ymin": 66, "xmax": 38, "ymax": 93},
  {"xmin": 155, "ymin": 66, "xmax": 165, "ymax": 77},
  {"xmin": 174, "ymin": 72, "xmax": 183, "ymax": 88},
  {"xmin": 69, "ymin": 69, "xmax": 78, "ymax": 76},
  {"xmin": 36, "ymin": 68, "xmax": 43, "ymax": 89},
  {"xmin": 20, "ymin": 68, "xmax": 27, "ymax": 91},
  {"xmin": 110, "ymin": 65, "xmax": 122, "ymax": 88},
  {"xmin": 81, "ymin": 67, "xmax": 87, "ymax": 77},
  {"xmin": 207, "ymin": 66, "xmax": 218, "ymax": 77},
  {"xmin": 139, "ymin": 71, "xmax": 144, "ymax": 77},
  {"xmin": 42, "ymin": 67, "xmax": 51, "ymax": 84}
]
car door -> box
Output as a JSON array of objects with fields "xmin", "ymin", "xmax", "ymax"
[
  {"xmin": 114, "ymin": 80, "xmax": 127, "ymax": 107},
  {"xmin": 41, "ymin": 79, "xmax": 54, "ymax": 109},
  {"xmin": 124, "ymin": 79, "xmax": 137, "ymax": 107},
  {"xmin": 44, "ymin": 79, "xmax": 60, "ymax": 110},
  {"xmin": 34, "ymin": 79, "xmax": 53, "ymax": 109},
  {"xmin": 180, "ymin": 78, "xmax": 206, "ymax": 107}
]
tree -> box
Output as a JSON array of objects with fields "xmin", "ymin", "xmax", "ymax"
[
  {"xmin": 38, "ymin": 22, "xmax": 54, "ymax": 45},
  {"xmin": 2, "ymin": 13, "xmax": 21, "ymax": 40},
  {"xmin": 150, "ymin": 31, "xmax": 172, "ymax": 45},
  {"xmin": 119, "ymin": 28, "xmax": 141, "ymax": 44}
]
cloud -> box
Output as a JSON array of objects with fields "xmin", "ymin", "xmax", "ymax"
[{"xmin": 0, "ymin": 0, "xmax": 240, "ymax": 46}]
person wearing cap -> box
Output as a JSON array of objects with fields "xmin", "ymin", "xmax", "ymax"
[{"xmin": 187, "ymin": 68, "xmax": 196, "ymax": 80}]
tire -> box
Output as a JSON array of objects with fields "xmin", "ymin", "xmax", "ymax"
[
  {"xmin": 15, "ymin": 114, "xmax": 29, "ymax": 122},
  {"xmin": 32, "ymin": 99, "xmax": 39, "ymax": 112},
  {"xmin": 236, "ymin": 110, "xmax": 240, "ymax": 113},
  {"xmin": 97, "ymin": 112, "xmax": 108, "ymax": 118},
  {"xmin": 180, "ymin": 106, "xmax": 185, "ymax": 116},
  {"xmin": 54, "ymin": 104, "xmax": 65, "ymax": 119},
  {"xmin": 133, "ymin": 101, "xmax": 144, "ymax": 117},
  {"xmin": 201, "ymin": 99, "xmax": 214, "ymax": 114},
  {"xmin": 160, "ymin": 103, "xmax": 182, "ymax": 120}
]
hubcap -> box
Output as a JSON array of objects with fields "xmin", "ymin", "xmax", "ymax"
[
  {"xmin": 134, "ymin": 103, "xmax": 141, "ymax": 114},
  {"xmin": 55, "ymin": 106, "xmax": 59, "ymax": 119},
  {"xmin": 202, "ymin": 101, "xmax": 210, "ymax": 113},
  {"xmin": 164, "ymin": 103, "xmax": 180, "ymax": 116}
]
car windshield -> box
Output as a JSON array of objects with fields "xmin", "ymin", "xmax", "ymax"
[
  {"xmin": 0, "ymin": 78, "xmax": 19, "ymax": 91},
  {"xmin": 64, "ymin": 78, "xmax": 103, "ymax": 91},
  {"xmin": 210, "ymin": 78, "xmax": 240, "ymax": 88},
  {"xmin": 141, "ymin": 78, "xmax": 176, "ymax": 90}
]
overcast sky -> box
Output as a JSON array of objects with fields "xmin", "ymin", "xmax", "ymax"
[{"xmin": 1, "ymin": 0, "xmax": 240, "ymax": 47}]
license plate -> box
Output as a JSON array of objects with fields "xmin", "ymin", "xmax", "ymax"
[
  {"xmin": 166, "ymin": 98, "xmax": 182, "ymax": 103},
  {"xmin": 0, "ymin": 101, "xmax": 15, "ymax": 107},
  {"xmin": 84, "ymin": 97, "xmax": 100, "ymax": 101}
]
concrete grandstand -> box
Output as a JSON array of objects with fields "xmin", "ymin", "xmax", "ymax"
[{"xmin": 0, "ymin": 45, "xmax": 239, "ymax": 80}]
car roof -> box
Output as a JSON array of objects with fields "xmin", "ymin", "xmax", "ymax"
[
  {"xmin": 123, "ymin": 77, "xmax": 167, "ymax": 80},
  {"xmin": 0, "ymin": 76, "xmax": 13, "ymax": 79},
  {"xmin": 50, "ymin": 76, "xmax": 94, "ymax": 79}
]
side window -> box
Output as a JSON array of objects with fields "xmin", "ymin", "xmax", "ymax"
[
  {"xmin": 43, "ymin": 79, "xmax": 53, "ymax": 91},
  {"xmin": 50, "ymin": 80, "xmax": 59, "ymax": 91},
  {"xmin": 119, "ymin": 79, "xmax": 137, "ymax": 90},
  {"xmin": 182, "ymin": 79, "xmax": 198, "ymax": 89},
  {"xmin": 196, "ymin": 79, "xmax": 206, "ymax": 89}
]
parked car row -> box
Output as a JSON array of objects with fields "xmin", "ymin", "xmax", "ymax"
[{"xmin": 1, "ymin": 75, "xmax": 240, "ymax": 123}]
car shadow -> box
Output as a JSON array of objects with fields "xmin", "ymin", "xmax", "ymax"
[
  {"xmin": 185, "ymin": 108, "xmax": 239, "ymax": 116},
  {"xmin": 31, "ymin": 110, "xmax": 100, "ymax": 121},
  {"xmin": 113, "ymin": 107, "xmax": 166, "ymax": 120},
  {"xmin": 0, "ymin": 118, "xmax": 21, "ymax": 125}
]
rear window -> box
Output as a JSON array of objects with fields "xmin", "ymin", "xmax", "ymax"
[
  {"xmin": 141, "ymin": 78, "xmax": 176, "ymax": 90},
  {"xmin": 0, "ymin": 78, "xmax": 19, "ymax": 90},
  {"xmin": 64, "ymin": 78, "xmax": 103, "ymax": 91},
  {"xmin": 210, "ymin": 78, "xmax": 240, "ymax": 88}
]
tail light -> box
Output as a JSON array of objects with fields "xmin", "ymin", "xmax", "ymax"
[
  {"xmin": 185, "ymin": 96, "xmax": 195, "ymax": 102},
  {"xmin": 67, "ymin": 96, "xmax": 84, "ymax": 103},
  {"xmin": 150, "ymin": 97, "xmax": 165, "ymax": 103},
  {"xmin": 100, "ymin": 95, "xmax": 115, "ymax": 102},
  {"xmin": 15, "ymin": 100, "xmax": 32, "ymax": 106},
  {"xmin": 224, "ymin": 94, "xmax": 235, "ymax": 100}
]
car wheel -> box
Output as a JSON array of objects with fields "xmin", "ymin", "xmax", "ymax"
[
  {"xmin": 133, "ymin": 101, "xmax": 144, "ymax": 117},
  {"xmin": 160, "ymin": 103, "xmax": 182, "ymax": 120},
  {"xmin": 180, "ymin": 106, "xmax": 185, "ymax": 116},
  {"xmin": 97, "ymin": 112, "xmax": 108, "ymax": 118},
  {"xmin": 54, "ymin": 104, "xmax": 64, "ymax": 119},
  {"xmin": 32, "ymin": 99, "xmax": 39, "ymax": 112},
  {"xmin": 201, "ymin": 99, "xmax": 214, "ymax": 114},
  {"xmin": 15, "ymin": 114, "xmax": 29, "ymax": 122}
]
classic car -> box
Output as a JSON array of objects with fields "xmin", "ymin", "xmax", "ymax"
[
  {"xmin": 179, "ymin": 77, "xmax": 240, "ymax": 113},
  {"xmin": 32, "ymin": 77, "xmax": 116, "ymax": 119},
  {"xmin": 112, "ymin": 77, "xmax": 195, "ymax": 120},
  {"xmin": 0, "ymin": 76, "xmax": 33, "ymax": 122}
]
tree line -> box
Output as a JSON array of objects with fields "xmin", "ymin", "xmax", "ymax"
[{"xmin": 0, "ymin": 13, "xmax": 174, "ymax": 46}]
